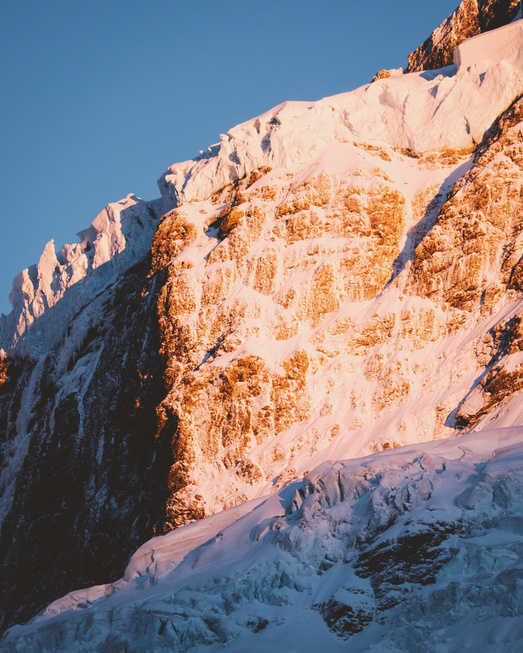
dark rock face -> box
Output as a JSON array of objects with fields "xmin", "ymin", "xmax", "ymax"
[
  {"xmin": 0, "ymin": 258, "xmax": 172, "ymax": 631},
  {"xmin": 314, "ymin": 525, "xmax": 457, "ymax": 639},
  {"xmin": 2, "ymin": 0, "xmax": 523, "ymax": 638},
  {"xmin": 314, "ymin": 598, "xmax": 373, "ymax": 637},
  {"xmin": 407, "ymin": 0, "xmax": 521, "ymax": 72}
]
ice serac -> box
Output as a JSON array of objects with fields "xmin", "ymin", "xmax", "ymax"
[
  {"xmin": 4, "ymin": 429, "xmax": 523, "ymax": 651},
  {"xmin": 0, "ymin": 193, "xmax": 162, "ymax": 355},
  {"xmin": 407, "ymin": 0, "xmax": 521, "ymax": 72},
  {"xmin": 4, "ymin": 0, "xmax": 523, "ymax": 647},
  {"xmin": 159, "ymin": 21, "xmax": 523, "ymax": 210}
]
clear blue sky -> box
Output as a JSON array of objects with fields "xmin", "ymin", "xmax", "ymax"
[{"xmin": 0, "ymin": 0, "xmax": 459, "ymax": 316}]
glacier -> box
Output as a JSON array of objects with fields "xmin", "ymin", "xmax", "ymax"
[{"xmin": 3, "ymin": 428, "xmax": 523, "ymax": 651}]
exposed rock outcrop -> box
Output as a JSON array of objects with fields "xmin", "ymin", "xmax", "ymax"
[
  {"xmin": 148, "ymin": 89, "xmax": 523, "ymax": 525},
  {"xmin": 411, "ymin": 94, "xmax": 523, "ymax": 311},
  {"xmin": 4, "ymin": 0, "xmax": 523, "ymax": 638},
  {"xmin": 407, "ymin": 0, "xmax": 521, "ymax": 72}
]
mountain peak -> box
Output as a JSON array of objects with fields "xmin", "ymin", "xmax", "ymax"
[{"xmin": 3, "ymin": 3, "xmax": 523, "ymax": 648}]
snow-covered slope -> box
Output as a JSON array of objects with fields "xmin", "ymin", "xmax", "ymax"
[
  {"xmin": 159, "ymin": 21, "xmax": 523, "ymax": 210},
  {"xmin": 3, "ymin": 2, "xmax": 523, "ymax": 645},
  {"xmin": 4, "ymin": 428, "xmax": 523, "ymax": 651}
]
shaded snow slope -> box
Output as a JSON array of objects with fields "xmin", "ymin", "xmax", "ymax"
[
  {"xmin": 0, "ymin": 256, "xmax": 172, "ymax": 632},
  {"xmin": 4, "ymin": 428, "xmax": 523, "ymax": 652}
]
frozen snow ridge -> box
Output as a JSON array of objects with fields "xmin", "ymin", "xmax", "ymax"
[
  {"xmin": 159, "ymin": 21, "xmax": 523, "ymax": 209},
  {"xmin": 0, "ymin": 194, "xmax": 162, "ymax": 355}
]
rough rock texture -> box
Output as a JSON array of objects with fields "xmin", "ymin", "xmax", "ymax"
[
  {"xmin": 139, "ymin": 28, "xmax": 523, "ymax": 533},
  {"xmin": 0, "ymin": 258, "xmax": 172, "ymax": 630},
  {"xmin": 4, "ymin": 0, "xmax": 523, "ymax": 638},
  {"xmin": 148, "ymin": 153, "xmax": 453, "ymax": 528},
  {"xmin": 411, "ymin": 95, "xmax": 523, "ymax": 310},
  {"xmin": 146, "ymin": 90, "xmax": 523, "ymax": 529},
  {"xmin": 409, "ymin": 94, "xmax": 523, "ymax": 429},
  {"xmin": 407, "ymin": 0, "xmax": 521, "ymax": 72}
]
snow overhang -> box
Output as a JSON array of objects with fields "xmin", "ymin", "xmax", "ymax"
[{"xmin": 453, "ymin": 18, "xmax": 523, "ymax": 71}]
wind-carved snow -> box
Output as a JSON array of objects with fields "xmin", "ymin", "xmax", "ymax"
[
  {"xmin": 0, "ymin": 194, "xmax": 162, "ymax": 355},
  {"xmin": 4, "ymin": 428, "xmax": 523, "ymax": 652},
  {"xmin": 454, "ymin": 17, "xmax": 523, "ymax": 71},
  {"xmin": 159, "ymin": 23, "xmax": 523, "ymax": 210}
]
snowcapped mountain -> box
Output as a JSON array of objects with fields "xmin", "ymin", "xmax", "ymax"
[{"xmin": 2, "ymin": 2, "xmax": 523, "ymax": 650}]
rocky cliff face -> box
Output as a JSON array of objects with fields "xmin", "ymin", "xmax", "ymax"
[
  {"xmin": 150, "ymin": 151, "xmax": 455, "ymax": 529},
  {"xmin": 407, "ymin": 0, "xmax": 521, "ymax": 72},
  {"xmin": 411, "ymin": 94, "xmax": 523, "ymax": 428},
  {"xmin": 0, "ymin": 256, "xmax": 175, "ymax": 630},
  {"xmin": 144, "ymin": 17, "xmax": 523, "ymax": 531},
  {"xmin": 149, "ymin": 91, "xmax": 523, "ymax": 530},
  {"xmin": 0, "ymin": 196, "xmax": 168, "ymax": 630},
  {"xmin": 3, "ymin": 0, "xmax": 523, "ymax": 642}
]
